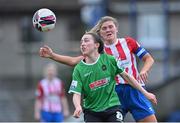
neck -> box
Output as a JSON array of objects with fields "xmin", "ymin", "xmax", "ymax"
[
  {"xmin": 84, "ymin": 52, "xmax": 100, "ymax": 64},
  {"xmin": 104, "ymin": 38, "xmax": 116, "ymax": 45},
  {"xmin": 47, "ymin": 77, "xmax": 53, "ymax": 81}
]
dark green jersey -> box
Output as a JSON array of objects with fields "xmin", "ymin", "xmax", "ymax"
[{"xmin": 68, "ymin": 54, "xmax": 124, "ymax": 112}]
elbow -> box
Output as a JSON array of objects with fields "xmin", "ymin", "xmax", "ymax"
[
  {"xmin": 143, "ymin": 54, "xmax": 155, "ymax": 65},
  {"xmin": 69, "ymin": 60, "xmax": 78, "ymax": 67}
]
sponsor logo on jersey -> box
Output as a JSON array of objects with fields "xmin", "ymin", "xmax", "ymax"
[{"xmin": 89, "ymin": 77, "xmax": 110, "ymax": 89}]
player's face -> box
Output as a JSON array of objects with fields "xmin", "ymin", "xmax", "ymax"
[
  {"xmin": 80, "ymin": 34, "xmax": 98, "ymax": 56},
  {"xmin": 99, "ymin": 21, "xmax": 118, "ymax": 44},
  {"xmin": 46, "ymin": 67, "xmax": 56, "ymax": 80}
]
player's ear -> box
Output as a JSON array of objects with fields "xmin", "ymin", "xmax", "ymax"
[
  {"xmin": 95, "ymin": 42, "xmax": 100, "ymax": 49},
  {"xmin": 116, "ymin": 27, "xmax": 118, "ymax": 33}
]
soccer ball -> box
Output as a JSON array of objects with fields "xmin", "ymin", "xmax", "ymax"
[{"xmin": 32, "ymin": 8, "xmax": 56, "ymax": 32}]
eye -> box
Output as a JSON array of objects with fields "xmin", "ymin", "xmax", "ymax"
[
  {"xmin": 101, "ymin": 26, "xmax": 107, "ymax": 31},
  {"xmin": 109, "ymin": 25, "xmax": 113, "ymax": 29},
  {"xmin": 84, "ymin": 39, "xmax": 89, "ymax": 43}
]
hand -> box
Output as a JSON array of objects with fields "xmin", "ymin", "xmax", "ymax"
[
  {"xmin": 73, "ymin": 106, "xmax": 82, "ymax": 118},
  {"xmin": 39, "ymin": 45, "xmax": 53, "ymax": 58},
  {"xmin": 139, "ymin": 71, "xmax": 148, "ymax": 83},
  {"xmin": 145, "ymin": 92, "xmax": 157, "ymax": 105}
]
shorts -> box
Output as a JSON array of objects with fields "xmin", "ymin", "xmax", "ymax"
[
  {"xmin": 115, "ymin": 84, "xmax": 155, "ymax": 121},
  {"xmin": 83, "ymin": 105, "xmax": 123, "ymax": 122},
  {"xmin": 41, "ymin": 110, "xmax": 64, "ymax": 122}
]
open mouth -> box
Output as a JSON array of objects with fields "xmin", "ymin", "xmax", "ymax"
[
  {"xmin": 107, "ymin": 32, "xmax": 112, "ymax": 35},
  {"xmin": 107, "ymin": 33, "xmax": 113, "ymax": 37}
]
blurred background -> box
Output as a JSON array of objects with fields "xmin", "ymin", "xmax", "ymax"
[{"xmin": 0, "ymin": 0, "xmax": 180, "ymax": 122}]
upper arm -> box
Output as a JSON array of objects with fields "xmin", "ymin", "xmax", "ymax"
[
  {"xmin": 126, "ymin": 37, "xmax": 149, "ymax": 60},
  {"xmin": 142, "ymin": 53, "xmax": 154, "ymax": 61},
  {"xmin": 52, "ymin": 54, "xmax": 83, "ymax": 66}
]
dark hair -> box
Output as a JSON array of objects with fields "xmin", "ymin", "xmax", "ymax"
[{"xmin": 85, "ymin": 32, "xmax": 104, "ymax": 54}]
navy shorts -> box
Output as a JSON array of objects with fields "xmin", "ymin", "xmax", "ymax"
[{"xmin": 115, "ymin": 84, "xmax": 155, "ymax": 121}]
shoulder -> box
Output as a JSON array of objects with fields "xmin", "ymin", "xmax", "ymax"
[
  {"xmin": 53, "ymin": 77, "xmax": 62, "ymax": 84},
  {"xmin": 38, "ymin": 79, "xmax": 46, "ymax": 85},
  {"xmin": 124, "ymin": 36, "xmax": 140, "ymax": 52},
  {"xmin": 118, "ymin": 37, "xmax": 138, "ymax": 46},
  {"xmin": 72, "ymin": 62, "xmax": 84, "ymax": 76},
  {"xmin": 74, "ymin": 60, "xmax": 84, "ymax": 70},
  {"xmin": 124, "ymin": 36, "xmax": 138, "ymax": 44},
  {"xmin": 100, "ymin": 54, "xmax": 116, "ymax": 64},
  {"xmin": 106, "ymin": 54, "xmax": 115, "ymax": 60},
  {"xmin": 101, "ymin": 53, "xmax": 115, "ymax": 59}
]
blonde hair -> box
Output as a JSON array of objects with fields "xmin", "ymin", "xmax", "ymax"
[{"xmin": 89, "ymin": 16, "xmax": 119, "ymax": 35}]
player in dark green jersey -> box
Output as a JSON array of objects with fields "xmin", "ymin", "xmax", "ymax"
[{"xmin": 68, "ymin": 32, "xmax": 157, "ymax": 122}]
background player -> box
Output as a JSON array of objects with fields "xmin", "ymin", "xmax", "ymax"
[{"xmin": 34, "ymin": 63, "xmax": 70, "ymax": 122}]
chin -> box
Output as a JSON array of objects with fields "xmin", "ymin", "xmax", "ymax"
[
  {"xmin": 82, "ymin": 52, "xmax": 88, "ymax": 56},
  {"xmin": 105, "ymin": 37, "xmax": 113, "ymax": 41}
]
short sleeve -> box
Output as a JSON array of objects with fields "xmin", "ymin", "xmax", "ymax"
[
  {"xmin": 125, "ymin": 37, "xmax": 139, "ymax": 53},
  {"xmin": 68, "ymin": 68, "xmax": 82, "ymax": 95},
  {"xmin": 35, "ymin": 82, "xmax": 43, "ymax": 99}
]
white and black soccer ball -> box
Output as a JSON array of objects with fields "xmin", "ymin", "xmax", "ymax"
[{"xmin": 32, "ymin": 8, "xmax": 56, "ymax": 32}]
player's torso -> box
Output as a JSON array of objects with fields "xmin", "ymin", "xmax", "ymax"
[
  {"xmin": 40, "ymin": 78, "xmax": 62, "ymax": 112},
  {"xmin": 77, "ymin": 54, "xmax": 120, "ymax": 111},
  {"xmin": 104, "ymin": 38, "xmax": 140, "ymax": 84}
]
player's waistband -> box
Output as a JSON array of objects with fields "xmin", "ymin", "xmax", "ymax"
[{"xmin": 116, "ymin": 83, "xmax": 145, "ymax": 86}]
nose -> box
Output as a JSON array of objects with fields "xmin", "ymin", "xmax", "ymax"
[
  {"xmin": 105, "ymin": 27, "xmax": 111, "ymax": 32},
  {"xmin": 81, "ymin": 40, "xmax": 87, "ymax": 45},
  {"xmin": 80, "ymin": 42, "xmax": 85, "ymax": 48},
  {"xmin": 81, "ymin": 41, "xmax": 84, "ymax": 46}
]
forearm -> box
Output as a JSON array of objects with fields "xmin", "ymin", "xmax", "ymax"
[
  {"xmin": 73, "ymin": 93, "xmax": 81, "ymax": 108},
  {"xmin": 34, "ymin": 99, "xmax": 41, "ymax": 114},
  {"xmin": 50, "ymin": 53, "xmax": 83, "ymax": 66},
  {"xmin": 120, "ymin": 72, "xmax": 158, "ymax": 105}
]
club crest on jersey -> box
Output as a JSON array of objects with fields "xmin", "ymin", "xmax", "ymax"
[{"xmin": 102, "ymin": 65, "xmax": 107, "ymax": 71}]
